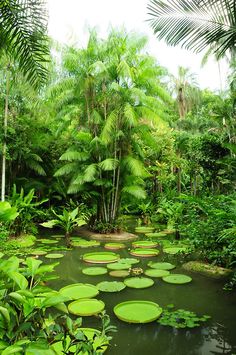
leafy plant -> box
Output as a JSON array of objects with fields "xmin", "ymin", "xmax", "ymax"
[{"xmin": 157, "ymin": 304, "xmax": 211, "ymax": 329}]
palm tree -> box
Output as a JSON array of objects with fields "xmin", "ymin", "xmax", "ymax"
[
  {"xmin": 51, "ymin": 30, "xmax": 172, "ymax": 226},
  {"xmin": 147, "ymin": 0, "xmax": 236, "ymax": 60}
]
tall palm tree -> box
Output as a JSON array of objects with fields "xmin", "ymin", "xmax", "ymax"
[{"xmin": 147, "ymin": 0, "xmax": 236, "ymax": 60}]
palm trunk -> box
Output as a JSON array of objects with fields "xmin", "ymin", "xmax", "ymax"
[
  {"xmin": 1, "ymin": 65, "xmax": 10, "ymax": 202},
  {"xmin": 65, "ymin": 231, "xmax": 71, "ymax": 248}
]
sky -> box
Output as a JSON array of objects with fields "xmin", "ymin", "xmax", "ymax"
[{"xmin": 47, "ymin": 0, "xmax": 228, "ymax": 91}]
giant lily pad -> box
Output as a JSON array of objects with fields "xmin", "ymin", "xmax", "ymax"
[
  {"xmin": 147, "ymin": 261, "xmax": 176, "ymax": 270},
  {"xmin": 135, "ymin": 227, "xmax": 155, "ymax": 233},
  {"xmin": 97, "ymin": 281, "xmax": 126, "ymax": 292},
  {"xmin": 40, "ymin": 239, "xmax": 58, "ymax": 244},
  {"xmin": 45, "ymin": 253, "xmax": 64, "ymax": 259},
  {"xmin": 109, "ymin": 270, "xmax": 130, "ymax": 278},
  {"xmin": 59, "ymin": 283, "xmax": 99, "ymax": 300},
  {"xmin": 107, "ymin": 262, "xmax": 131, "ymax": 270},
  {"xmin": 68, "ymin": 299, "xmax": 105, "ymax": 316},
  {"xmin": 104, "ymin": 242, "xmax": 126, "ymax": 250},
  {"xmin": 163, "ymin": 246, "xmax": 188, "ymax": 254},
  {"xmin": 82, "ymin": 267, "xmax": 108, "ymax": 276},
  {"xmin": 119, "ymin": 258, "xmax": 140, "ymax": 265},
  {"xmin": 83, "ymin": 252, "xmax": 120, "ymax": 264},
  {"xmin": 129, "ymin": 248, "xmax": 159, "ymax": 257},
  {"xmin": 132, "ymin": 241, "xmax": 158, "ymax": 248},
  {"xmin": 144, "ymin": 269, "xmax": 170, "ymax": 278},
  {"xmin": 114, "ymin": 300, "xmax": 162, "ymax": 323},
  {"xmin": 31, "ymin": 250, "xmax": 47, "ymax": 256},
  {"xmin": 162, "ymin": 274, "xmax": 192, "ymax": 284},
  {"xmin": 72, "ymin": 240, "xmax": 100, "ymax": 248},
  {"xmin": 145, "ymin": 232, "xmax": 167, "ymax": 238},
  {"xmin": 124, "ymin": 277, "xmax": 154, "ymax": 289},
  {"xmin": 51, "ymin": 328, "xmax": 108, "ymax": 354}
]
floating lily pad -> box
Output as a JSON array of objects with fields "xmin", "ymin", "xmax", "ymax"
[
  {"xmin": 68, "ymin": 299, "xmax": 105, "ymax": 316},
  {"xmin": 40, "ymin": 239, "xmax": 58, "ymax": 244},
  {"xmin": 147, "ymin": 261, "xmax": 176, "ymax": 270},
  {"xmin": 72, "ymin": 240, "xmax": 100, "ymax": 248},
  {"xmin": 162, "ymin": 274, "xmax": 192, "ymax": 284},
  {"xmin": 109, "ymin": 270, "xmax": 130, "ymax": 278},
  {"xmin": 163, "ymin": 246, "xmax": 188, "ymax": 254},
  {"xmin": 132, "ymin": 241, "xmax": 158, "ymax": 248},
  {"xmin": 104, "ymin": 242, "xmax": 126, "ymax": 250},
  {"xmin": 107, "ymin": 262, "xmax": 131, "ymax": 270},
  {"xmin": 129, "ymin": 248, "xmax": 159, "ymax": 257},
  {"xmin": 45, "ymin": 253, "xmax": 64, "ymax": 259},
  {"xmin": 31, "ymin": 250, "xmax": 47, "ymax": 256},
  {"xmin": 51, "ymin": 328, "xmax": 108, "ymax": 354},
  {"xmin": 82, "ymin": 267, "xmax": 108, "ymax": 276},
  {"xmin": 124, "ymin": 277, "xmax": 154, "ymax": 289},
  {"xmin": 144, "ymin": 269, "xmax": 170, "ymax": 278},
  {"xmin": 119, "ymin": 258, "xmax": 140, "ymax": 265},
  {"xmin": 114, "ymin": 300, "xmax": 162, "ymax": 323},
  {"xmin": 97, "ymin": 281, "xmax": 126, "ymax": 292},
  {"xmin": 83, "ymin": 252, "xmax": 120, "ymax": 264},
  {"xmin": 135, "ymin": 227, "xmax": 155, "ymax": 233},
  {"xmin": 51, "ymin": 235, "xmax": 65, "ymax": 238},
  {"xmin": 145, "ymin": 232, "xmax": 167, "ymax": 238},
  {"xmin": 60, "ymin": 283, "xmax": 99, "ymax": 300}
]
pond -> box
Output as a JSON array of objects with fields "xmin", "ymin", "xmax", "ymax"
[{"xmin": 36, "ymin": 223, "xmax": 236, "ymax": 355}]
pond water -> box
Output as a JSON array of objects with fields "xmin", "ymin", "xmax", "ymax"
[{"xmin": 37, "ymin": 223, "xmax": 236, "ymax": 355}]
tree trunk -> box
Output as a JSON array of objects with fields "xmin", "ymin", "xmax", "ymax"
[
  {"xmin": 65, "ymin": 232, "xmax": 71, "ymax": 248},
  {"xmin": 1, "ymin": 65, "xmax": 10, "ymax": 202}
]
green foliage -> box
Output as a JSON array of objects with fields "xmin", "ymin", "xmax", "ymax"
[
  {"xmin": 0, "ymin": 201, "xmax": 18, "ymax": 223},
  {"xmin": 157, "ymin": 304, "xmax": 211, "ymax": 329}
]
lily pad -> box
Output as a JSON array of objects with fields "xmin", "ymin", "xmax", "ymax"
[
  {"xmin": 163, "ymin": 246, "xmax": 188, "ymax": 254},
  {"xmin": 83, "ymin": 252, "xmax": 120, "ymax": 264},
  {"xmin": 59, "ymin": 283, "xmax": 99, "ymax": 300},
  {"xmin": 107, "ymin": 262, "xmax": 131, "ymax": 270},
  {"xmin": 31, "ymin": 250, "xmax": 47, "ymax": 256},
  {"xmin": 145, "ymin": 232, "xmax": 167, "ymax": 238},
  {"xmin": 109, "ymin": 270, "xmax": 130, "ymax": 278},
  {"xmin": 129, "ymin": 248, "xmax": 159, "ymax": 257},
  {"xmin": 68, "ymin": 299, "xmax": 105, "ymax": 316},
  {"xmin": 132, "ymin": 240, "xmax": 158, "ymax": 248},
  {"xmin": 45, "ymin": 253, "xmax": 64, "ymax": 259},
  {"xmin": 147, "ymin": 261, "xmax": 176, "ymax": 270},
  {"xmin": 162, "ymin": 274, "xmax": 192, "ymax": 284},
  {"xmin": 40, "ymin": 239, "xmax": 58, "ymax": 244},
  {"xmin": 51, "ymin": 235, "xmax": 65, "ymax": 238},
  {"xmin": 72, "ymin": 240, "xmax": 100, "ymax": 248},
  {"xmin": 135, "ymin": 226, "xmax": 155, "ymax": 233},
  {"xmin": 104, "ymin": 242, "xmax": 126, "ymax": 250},
  {"xmin": 82, "ymin": 267, "xmax": 108, "ymax": 276},
  {"xmin": 97, "ymin": 281, "xmax": 126, "ymax": 292},
  {"xmin": 124, "ymin": 277, "xmax": 154, "ymax": 289},
  {"xmin": 118, "ymin": 258, "xmax": 140, "ymax": 265},
  {"xmin": 114, "ymin": 300, "xmax": 162, "ymax": 323},
  {"xmin": 144, "ymin": 269, "xmax": 170, "ymax": 278}
]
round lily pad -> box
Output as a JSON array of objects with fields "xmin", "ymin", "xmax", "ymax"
[
  {"xmin": 104, "ymin": 242, "xmax": 126, "ymax": 250},
  {"xmin": 59, "ymin": 283, "xmax": 99, "ymax": 300},
  {"xmin": 145, "ymin": 232, "xmax": 167, "ymax": 238},
  {"xmin": 83, "ymin": 252, "xmax": 120, "ymax": 264},
  {"xmin": 132, "ymin": 241, "xmax": 158, "ymax": 248},
  {"xmin": 97, "ymin": 281, "xmax": 126, "ymax": 292},
  {"xmin": 107, "ymin": 262, "xmax": 131, "ymax": 270},
  {"xmin": 31, "ymin": 250, "xmax": 47, "ymax": 256},
  {"xmin": 135, "ymin": 227, "xmax": 155, "ymax": 233},
  {"xmin": 72, "ymin": 240, "xmax": 100, "ymax": 248},
  {"xmin": 109, "ymin": 270, "xmax": 130, "ymax": 278},
  {"xmin": 144, "ymin": 269, "xmax": 170, "ymax": 278},
  {"xmin": 82, "ymin": 267, "xmax": 108, "ymax": 276},
  {"xmin": 124, "ymin": 277, "xmax": 154, "ymax": 289},
  {"xmin": 45, "ymin": 253, "xmax": 64, "ymax": 259},
  {"xmin": 114, "ymin": 300, "xmax": 162, "ymax": 323},
  {"xmin": 51, "ymin": 328, "xmax": 108, "ymax": 354},
  {"xmin": 162, "ymin": 274, "xmax": 192, "ymax": 284},
  {"xmin": 68, "ymin": 299, "xmax": 105, "ymax": 316},
  {"xmin": 40, "ymin": 239, "xmax": 58, "ymax": 244},
  {"xmin": 129, "ymin": 248, "xmax": 159, "ymax": 257},
  {"xmin": 163, "ymin": 246, "xmax": 188, "ymax": 254},
  {"xmin": 119, "ymin": 258, "xmax": 140, "ymax": 265},
  {"xmin": 147, "ymin": 261, "xmax": 176, "ymax": 270}
]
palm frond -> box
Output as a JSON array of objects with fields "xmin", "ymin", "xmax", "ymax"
[
  {"xmin": 147, "ymin": 0, "xmax": 236, "ymax": 58},
  {"xmin": 122, "ymin": 156, "xmax": 149, "ymax": 177},
  {"xmin": 59, "ymin": 151, "xmax": 89, "ymax": 162},
  {"xmin": 54, "ymin": 163, "xmax": 78, "ymax": 177},
  {"xmin": 122, "ymin": 185, "xmax": 147, "ymax": 199},
  {"xmin": 83, "ymin": 164, "xmax": 98, "ymax": 182},
  {"xmin": 99, "ymin": 158, "xmax": 119, "ymax": 171}
]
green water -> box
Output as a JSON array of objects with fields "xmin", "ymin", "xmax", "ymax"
[{"xmin": 38, "ymin": 229, "xmax": 236, "ymax": 355}]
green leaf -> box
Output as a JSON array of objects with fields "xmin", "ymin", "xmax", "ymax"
[
  {"xmin": 8, "ymin": 272, "xmax": 28, "ymax": 290},
  {"xmin": 2, "ymin": 345, "xmax": 23, "ymax": 355}
]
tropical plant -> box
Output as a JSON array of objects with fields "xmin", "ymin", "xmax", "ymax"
[
  {"xmin": 0, "ymin": 201, "xmax": 18, "ymax": 223},
  {"xmin": 41, "ymin": 207, "xmax": 87, "ymax": 247},
  {"xmin": 147, "ymin": 0, "xmax": 236, "ymax": 60}
]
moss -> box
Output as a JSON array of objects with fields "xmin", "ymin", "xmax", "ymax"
[
  {"xmin": 5, "ymin": 234, "xmax": 36, "ymax": 248},
  {"xmin": 182, "ymin": 261, "xmax": 232, "ymax": 279}
]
